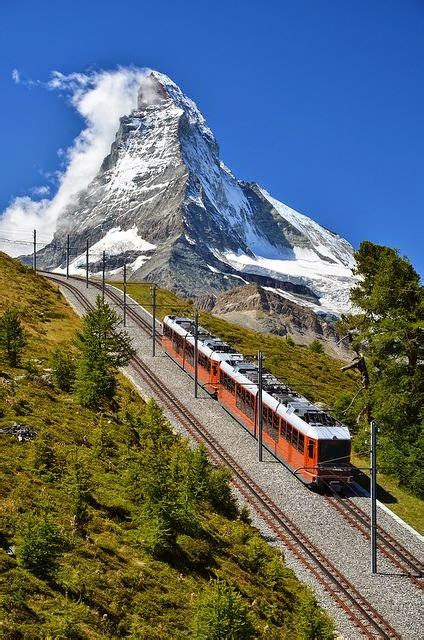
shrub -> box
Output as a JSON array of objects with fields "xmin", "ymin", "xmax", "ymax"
[
  {"xmin": 191, "ymin": 579, "xmax": 255, "ymax": 639},
  {"xmin": 136, "ymin": 509, "xmax": 173, "ymax": 558},
  {"xmin": 30, "ymin": 429, "xmax": 58, "ymax": 480},
  {"xmin": 51, "ymin": 349, "xmax": 76, "ymax": 392},
  {"xmin": 206, "ymin": 467, "xmax": 237, "ymax": 518},
  {"xmin": 244, "ymin": 535, "xmax": 270, "ymax": 572},
  {"xmin": 0, "ymin": 308, "xmax": 27, "ymax": 367},
  {"xmin": 309, "ymin": 339, "xmax": 324, "ymax": 354},
  {"xmin": 16, "ymin": 514, "xmax": 64, "ymax": 579},
  {"xmin": 64, "ymin": 454, "xmax": 92, "ymax": 532},
  {"xmin": 177, "ymin": 534, "xmax": 212, "ymax": 567}
]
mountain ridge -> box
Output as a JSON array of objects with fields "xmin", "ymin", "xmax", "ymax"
[{"xmin": 34, "ymin": 70, "xmax": 356, "ymax": 316}]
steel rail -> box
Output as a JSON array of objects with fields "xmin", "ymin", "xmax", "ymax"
[
  {"xmin": 43, "ymin": 272, "xmax": 401, "ymax": 639},
  {"xmin": 324, "ymin": 491, "xmax": 423, "ymax": 589}
]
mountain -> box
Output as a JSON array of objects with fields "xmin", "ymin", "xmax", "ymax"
[{"xmin": 35, "ymin": 70, "xmax": 355, "ymax": 319}]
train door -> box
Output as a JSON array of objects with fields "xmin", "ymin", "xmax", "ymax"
[
  {"xmin": 306, "ymin": 438, "xmax": 316, "ymax": 478},
  {"xmin": 211, "ymin": 359, "xmax": 219, "ymax": 386}
]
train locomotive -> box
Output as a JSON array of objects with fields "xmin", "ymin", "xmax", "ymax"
[{"xmin": 162, "ymin": 315, "xmax": 353, "ymax": 490}]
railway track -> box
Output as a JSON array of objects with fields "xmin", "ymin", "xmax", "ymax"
[
  {"xmin": 64, "ymin": 272, "xmax": 423, "ymax": 592},
  {"xmin": 324, "ymin": 491, "xmax": 423, "ymax": 588},
  {"xmin": 42, "ymin": 271, "xmax": 405, "ymax": 639}
]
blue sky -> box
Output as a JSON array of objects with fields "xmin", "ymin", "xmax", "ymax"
[{"xmin": 0, "ymin": 0, "xmax": 423, "ymax": 273}]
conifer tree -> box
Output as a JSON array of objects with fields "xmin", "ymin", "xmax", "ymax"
[
  {"xmin": 338, "ymin": 241, "xmax": 424, "ymax": 496},
  {"xmin": 75, "ymin": 296, "xmax": 135, "ymax": 408},
  {"xmin": 0, "ymin": 308, "xmax": 27, "ymax": 367}
]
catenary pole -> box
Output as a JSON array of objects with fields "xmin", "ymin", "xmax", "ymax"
[
  {"xmin": 194, "ymin": 310, "xmax": 199, "ymax": 398},
  {"xmin": 370, "ymin": 419, "xmax": 378, "ymax": 574},
  {"xmin": 123, "ymin": 258, "xmax": 127, "ymax": 327},
  {"xmin": 33, "ymin": 229, "xmax": 37, "ymax": 272},
  {"xmin": 85, "ymin": 239, "xmax": 89, "ymax": 289},
  {"xmin": 152, "ymin": 285, "xmax": 157, "ymax": 356},
  {"xmin": 102, "ymin": 250, "xmax": 106, "ymax": 300},
  {"xmin": 258, "ymin": 350, "xmax": 263, "ymax": 461},
  {"xmin": 66, "ymin": 234, "xmax": 70, "ymax": 279}
]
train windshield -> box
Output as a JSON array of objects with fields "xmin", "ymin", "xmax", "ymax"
[{"xmin": 319, "ymin": 440, "xmax": 350, "ymax": 466}]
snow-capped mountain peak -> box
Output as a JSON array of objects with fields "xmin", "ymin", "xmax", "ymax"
[{"xmin": 36, "ymin": 70, "xmax": 356, "ymax": 315}]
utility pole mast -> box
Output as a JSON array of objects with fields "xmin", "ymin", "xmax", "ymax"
[
  {"xmin": 123, "ymin": 258, "xmax": 127, "ymax": 327},
  {"xmin": 194, "ymin": 311, "xmax": 199, "ymax": 398},
  {"xmin": 370, "ymin": 419, "xmax": 378, "ymax": 574},
  {"xmin": 66, "ymin": 234, "xmax": 70, "ymax": 279},
  {"xmin": 33, "ymin": 229, "xmax": 37, "ymax": 272},
  {"xmin": 151, "ymin": 284, "xmax": 156, "ymax": 357},
  {"xmin": 258, "ymin": 350, "xmax": 263, "ymax": 461},
  {"xmin": 85, "ymin": 239, "xmax": 89, "ymax": 288},
  {"xmin": 102, "ymin": 250, "xmax": 106, "ymax": 300}
]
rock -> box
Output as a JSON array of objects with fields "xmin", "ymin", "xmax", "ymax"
[{"xmin": 0, "ymin": 422, "xmax": 37, "ymax": 442}]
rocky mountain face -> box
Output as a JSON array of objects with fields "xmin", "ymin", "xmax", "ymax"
[
  {"xmin": 35, "ymin": 70, "xmax": 356, "ymax": 345},
  {"xmin": 196, "ymin": 284, "xmax": 348, "ymax": 358}
]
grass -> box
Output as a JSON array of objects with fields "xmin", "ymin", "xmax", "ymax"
[
  {"xmin": 0, "ymin": 254, "xmax": 334, "ymax": 639},
  {"xmin": 351, "ymin": 453, "xmax": 424, "ymax": 535},
  {"xmin": 119, "ymin": 281, "xmax": 424, "ymax": 534}
]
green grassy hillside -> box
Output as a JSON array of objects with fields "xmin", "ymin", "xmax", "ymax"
[{"xmin": 0, "ymin": 255, "xmax": 334, "ymax": 639}]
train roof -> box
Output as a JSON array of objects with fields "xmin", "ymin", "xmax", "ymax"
[{"xmin": 163, "ymin": 315, "xmax": 350, "ymax": 441}]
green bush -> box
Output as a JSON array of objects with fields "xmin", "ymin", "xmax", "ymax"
[
  {"xmin": 309, "ymin": 339, "xmax": 324, "ymax": 354},
  {"xmin": 51, "ymin": 348, "xmax": 76, "ymax": 392},
  {"xmin": 206, "ymin": 467, "xmax": 237, "ymax": 518},
  {"xmin": 244, "ymin": 535, "xmax": 270, "ymax": 572},
  {"xmin": 177, "ymin": 534, "xmax": 212, "ymax": 567},
  {"xmin": 191, "ymin": 579, "xmax": 255, "ymax": 639},
  {"xmin": 30, "ymin": 429, "xmax": 58, "ymax": 481},
  {"xmin": 0, "ymin": 307, "xmax": 27, "ymax": 367},
  {"xmin": 135, "ymin": 509, "xmax": 173, "ymax": 558},
  {"xmin": 16, "ymin": 514, "xmax": 64, "ymax": 579}
]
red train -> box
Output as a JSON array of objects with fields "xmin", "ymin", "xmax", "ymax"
[{"xmin": 162, "ymin": 315, "xmax": 353, "ymax": 490}]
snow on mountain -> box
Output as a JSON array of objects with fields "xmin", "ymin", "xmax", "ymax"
[{"xmin": 35, "ymin": 70, "xmax": 356, "ymax": 316}]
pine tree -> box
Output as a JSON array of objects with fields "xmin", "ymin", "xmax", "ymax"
[
  {"xmin": 338, "ymin": 241, "xmax": 424, "ymax": 496},
  {"xmin": 0, "ymin": 308, "xmax": 27, "ymax": 367},
  {"xmin": 75, "ymin": 296, "xmax": 135, "ymax": 408}
]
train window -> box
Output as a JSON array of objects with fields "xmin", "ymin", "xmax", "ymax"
[
  {"xmin": 298, "ymin": 433, "xmax": 305, "ymax": 453},
  {"xmin": 286, "ymin": 424, "xmax": 292, "ymax": 442},
  {"xmin": 319, "ymin": 440, "xmax": 350, "ymax": 465},
  {"xmin": 307, "ymin": 441, "xmax": 315, "ymax": 458}
]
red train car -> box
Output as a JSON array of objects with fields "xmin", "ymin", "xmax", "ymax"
[{"xmin": 163, "ymin": 315, "xmax": 352, "ymax": 490}]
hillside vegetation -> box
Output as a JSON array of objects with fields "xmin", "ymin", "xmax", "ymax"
[{"xmin": 0, "ymin": 254, "xmax": 334, "ymax": 639}]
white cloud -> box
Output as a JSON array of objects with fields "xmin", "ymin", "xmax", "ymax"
[
  {"xmin": 12, "ymin": 68, "xmax": 20, "ymax": 84},
  {"xmin": 31, "ymin": 185, "xmax": 50, "ymax": 197},
  {"xmin": 0, "ymin": 66, "xmax": 148, "ymax": 257}
]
